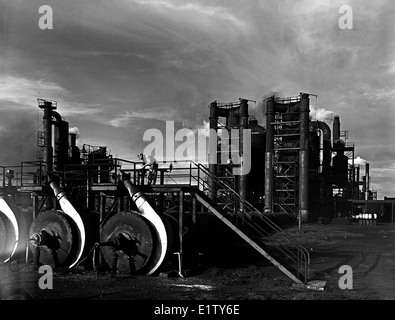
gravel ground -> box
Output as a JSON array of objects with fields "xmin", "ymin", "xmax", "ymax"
[{"xmin": 1, "ymin": 222, "xmax": 394, "ymax": 317}]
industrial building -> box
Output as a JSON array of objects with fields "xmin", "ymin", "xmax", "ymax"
[{"xmin": 0, "ymin": 93, "xmax": 380, "ymax": 285}]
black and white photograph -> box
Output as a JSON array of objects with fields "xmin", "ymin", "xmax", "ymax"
[{"xmin": 0, "ymin": 0, "xmax": 394, "ymax": 313}]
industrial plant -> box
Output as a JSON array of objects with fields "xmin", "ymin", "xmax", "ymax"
[{"xmin": 0, "ymin": 93, "xmax": 387, "ymax": 288}]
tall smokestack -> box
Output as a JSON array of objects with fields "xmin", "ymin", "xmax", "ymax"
[
  {"xmin": 208, "ymin": 101, "xmax": 218, "ymax": 202},
  {"xmin": 333, "ymin": 116, "xmax": 340, "ymax": 144},
  {"xmin": 38, "ymin": 99, "xmax": 55, "ymax": 178},
  {"xmin": 69, "ymin": 133, "xmax": 77, "ymax": 149},
  {"xmin": 365, "ymin": 163, "xmax": 370, "ymax": 200},
  {"xmin": 299, "ymin": 93, "xmax": 310, "ymax": 223},
  {"xmin": 238, "ymin": 99, "xmax": 248, "ymax": 209}
]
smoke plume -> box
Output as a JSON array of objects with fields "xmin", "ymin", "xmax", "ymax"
[
  {"xmin": 353, "ymin": 156, "xmax": 368, "ymax": 166},
  {"xmin": 69, "ymin": 126, "xmax": 80, "ymax": 139},
  {"xmin": 310, "ymin": 108, "xmax": 339, "ymax": 123}
]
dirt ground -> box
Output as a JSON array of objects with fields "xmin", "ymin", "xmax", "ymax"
[{"xmin": 1, "ymin": 221, "xmax": 395, "ymax": 307}]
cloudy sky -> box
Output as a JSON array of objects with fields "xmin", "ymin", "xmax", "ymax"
[{"xmin": 0, "ymin": 0, "xmax": 394, "ymax": 199}]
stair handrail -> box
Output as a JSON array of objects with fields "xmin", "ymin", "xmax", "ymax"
[{"xmin": 190, "ymin": 161, "xmax": 310, "ymax": 281}]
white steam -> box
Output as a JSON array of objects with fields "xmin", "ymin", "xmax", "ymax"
[
  {"xmin": 353, "ymin": 156, "xmax": 368, "ymax": 166},
  {"xmin": 310, "ymin": 108, "xmax": 339, "ymax": 123},
  {"xmin": 69, "ymin": 127, "xmax": 80, "ymax": 139}
]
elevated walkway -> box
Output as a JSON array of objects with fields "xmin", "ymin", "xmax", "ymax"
[{"xmin": 8, "ymin": 158, "xmax": 310, "ymax": 283}]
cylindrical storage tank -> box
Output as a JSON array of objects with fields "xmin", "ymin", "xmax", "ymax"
[
  {"xmin": 247, "ymin": 119, "xmax": 266, "ymax": 203},
  {"xmin": 54, "ymin": 120, "xmax": 69, "ymax": 170},
  {"xmin": 332, "ymin": 151, "xmax": 349, "ymax": 186},
  {"xmin": 69, "ymin": 132, "xmax": 77, "ymax": 149},
  {"xmin": 68, "ymin": 133, "xmax": 81, "ymax": 164},
  {"xmin": 308, "ymin": 131, "xmax": 321, "ymax": 220},
  {"xmin": 333, "ymin": 116, "xmax": 340, "ymax": 144},
  {"xmin": 308, "ymin": 131, "xmax": 320, "ymax": 174},
  {"xmin": 208, "ymin": 101, "xmax": 218, "ymax": 202}
]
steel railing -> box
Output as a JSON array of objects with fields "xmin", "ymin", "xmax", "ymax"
[
  {"xmin": 189, "ymin": 162, "xmax": 310, "ymax": 282},
  {"xmin": 12, "ymin": 156, "xmax": 309, "ymax": 281}
]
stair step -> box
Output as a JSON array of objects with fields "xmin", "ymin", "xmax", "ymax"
[{"xmin": 195, "ymin": 192, "xmax": 308, "ymax": 284}]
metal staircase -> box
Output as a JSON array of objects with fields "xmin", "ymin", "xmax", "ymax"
[{"xmin": 188, "ymin": 162, "xmax": 310, "ymax": 284}]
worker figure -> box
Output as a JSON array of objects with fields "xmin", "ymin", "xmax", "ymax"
[{"xmin": 138, "ymin": 153, "xmax": 158, "ymax": 185}]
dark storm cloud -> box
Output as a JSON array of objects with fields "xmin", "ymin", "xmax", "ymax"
[{"xmin": 0, "ymin": 0, "xmax": 394, "ymax": 197}]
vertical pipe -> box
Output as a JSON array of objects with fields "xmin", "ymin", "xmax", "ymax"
[
  {"xmin": 111, "ymin": 250, "xmax": 118, "ymax": 278},
  {"xmin": 192, "ymin": 196, "xmax": 198, "ymax": 265},
  {"xmin": 160, "ymin": 170, "xmax": 164, "ymax": 185},
  {"xmin": 33, "ymin": 196, "xmax": 39, "ymax": 217},
  {"xmin": 264, "ymin": 96, "xmax": 275, "ymax": 215},
  {"xmin": 299, "ymin": 93, "xmax": 310, "ymax": 223},
  {"xmin": 239, "ymin": 99, "xmax": 248, "ymax": 208},
  {"xmin": 178, "ymin": 189, "xmax": 184, "ymax": 273},
  {"xmin": 356, "ymin": 166, "xmax": 360, "ymax": 199},
  {"xmin": 69, "ymin": 133, "xmax": 77, "ymax": 149},
  {"xmin": 100, "ymin": 195, "xmax": 106, "ymax": 217},
  {"xmin": 117, "ymin": 196, "xmax": 124, "ymax": 212},
  {"xmin": 86, "ymin": 163, "xmax": 91, "ymax": 209},
  {"xmin": 42, "ymin": 101, "xmax": 53, "ymax": 176},
  {"xmin": 208, "ymin": 101, "xmax": 218, "ymax": 201},
  {"xmin": 366, "ymin": 163, "xmax": 370, "ymax": 200},
  {"xmin": 40, "ymin": 101, "xmax": 54, "ymax": 208},
  {"xmin": 333, "ymin": 116, "xmax": 340, "ymax": 144}
]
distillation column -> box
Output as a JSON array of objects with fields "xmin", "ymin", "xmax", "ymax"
[
  {"xmin": 264, "ymin": 97, "xmax": 275, "ymax": 215},
  {"xmin": 238, "ymin": 99, "xmax": 249, "ymax": 204},
  {"xmin": 299, "ymin": 93, "xmax": 310, "ymax": 222},
  {"xmin": 208, "ymin": 101, "xmax": 218, "ymax": 201}
]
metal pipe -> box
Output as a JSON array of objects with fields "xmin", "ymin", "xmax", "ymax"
[
  {"xmin": 179, "ymin": 190, "xmax": 184, "ymax": 257},
  {"xmin": 239, "ymin": 99, "xmax": 248, "ymax": 208},
  {"xmin": 39, "ymin": 100, "xmax": 55, "ymax": 209},
  {"xmin": 111, "ymin": 249, "xmax": 118, "ymax": 278},
  {"xmin": 264, "ymin": 96, "xmax": 275, "ymax": 215},
  {"xmin": 365, "ymin": 163, "xmax": 370, "ymax": 200},
  {"xmin": 299, "ymin": 93, "xmax": 310, "ymax": 223},
  {"xmin": 0, "ymin": 192, "xmax": 20, "ymax": 262},
  {"xmin": 208, "ymin": 101, "xmax": 218, "ymax": 202},
  {"xmin": 122, "ymin": 178, "xmax": 168, "ymax": 276},
  {"xmin": 356, "ymin": 165, "xmax": 360, "ymax": 199},
  {"xmin": 42, "ymin": 102, "xmax": 53, "ymax": 175},
  {"xmin": 48, "ymin": 180, "xmax": 86, "ymax": 269},
  {"xmin": 51, "ymin": 110, "xmax": 62, "ymax": 122},
  {"xmin": 333, "ymin": 116, "xmax": 340, "ymax": 144},
  {"xmin": 178, "ymin": 190, "xmax": 184, "ymax": 277},
  {"xmin": 69, "ymin": 133, "xmax": 77, "ymax": 148},
  {"xmin": 53, "ymin": 120, "xmax": 69, "ymax": 171},
  {"xmin": 309, "ymin": 121, "xmax": 332, "ymax": 177}
]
